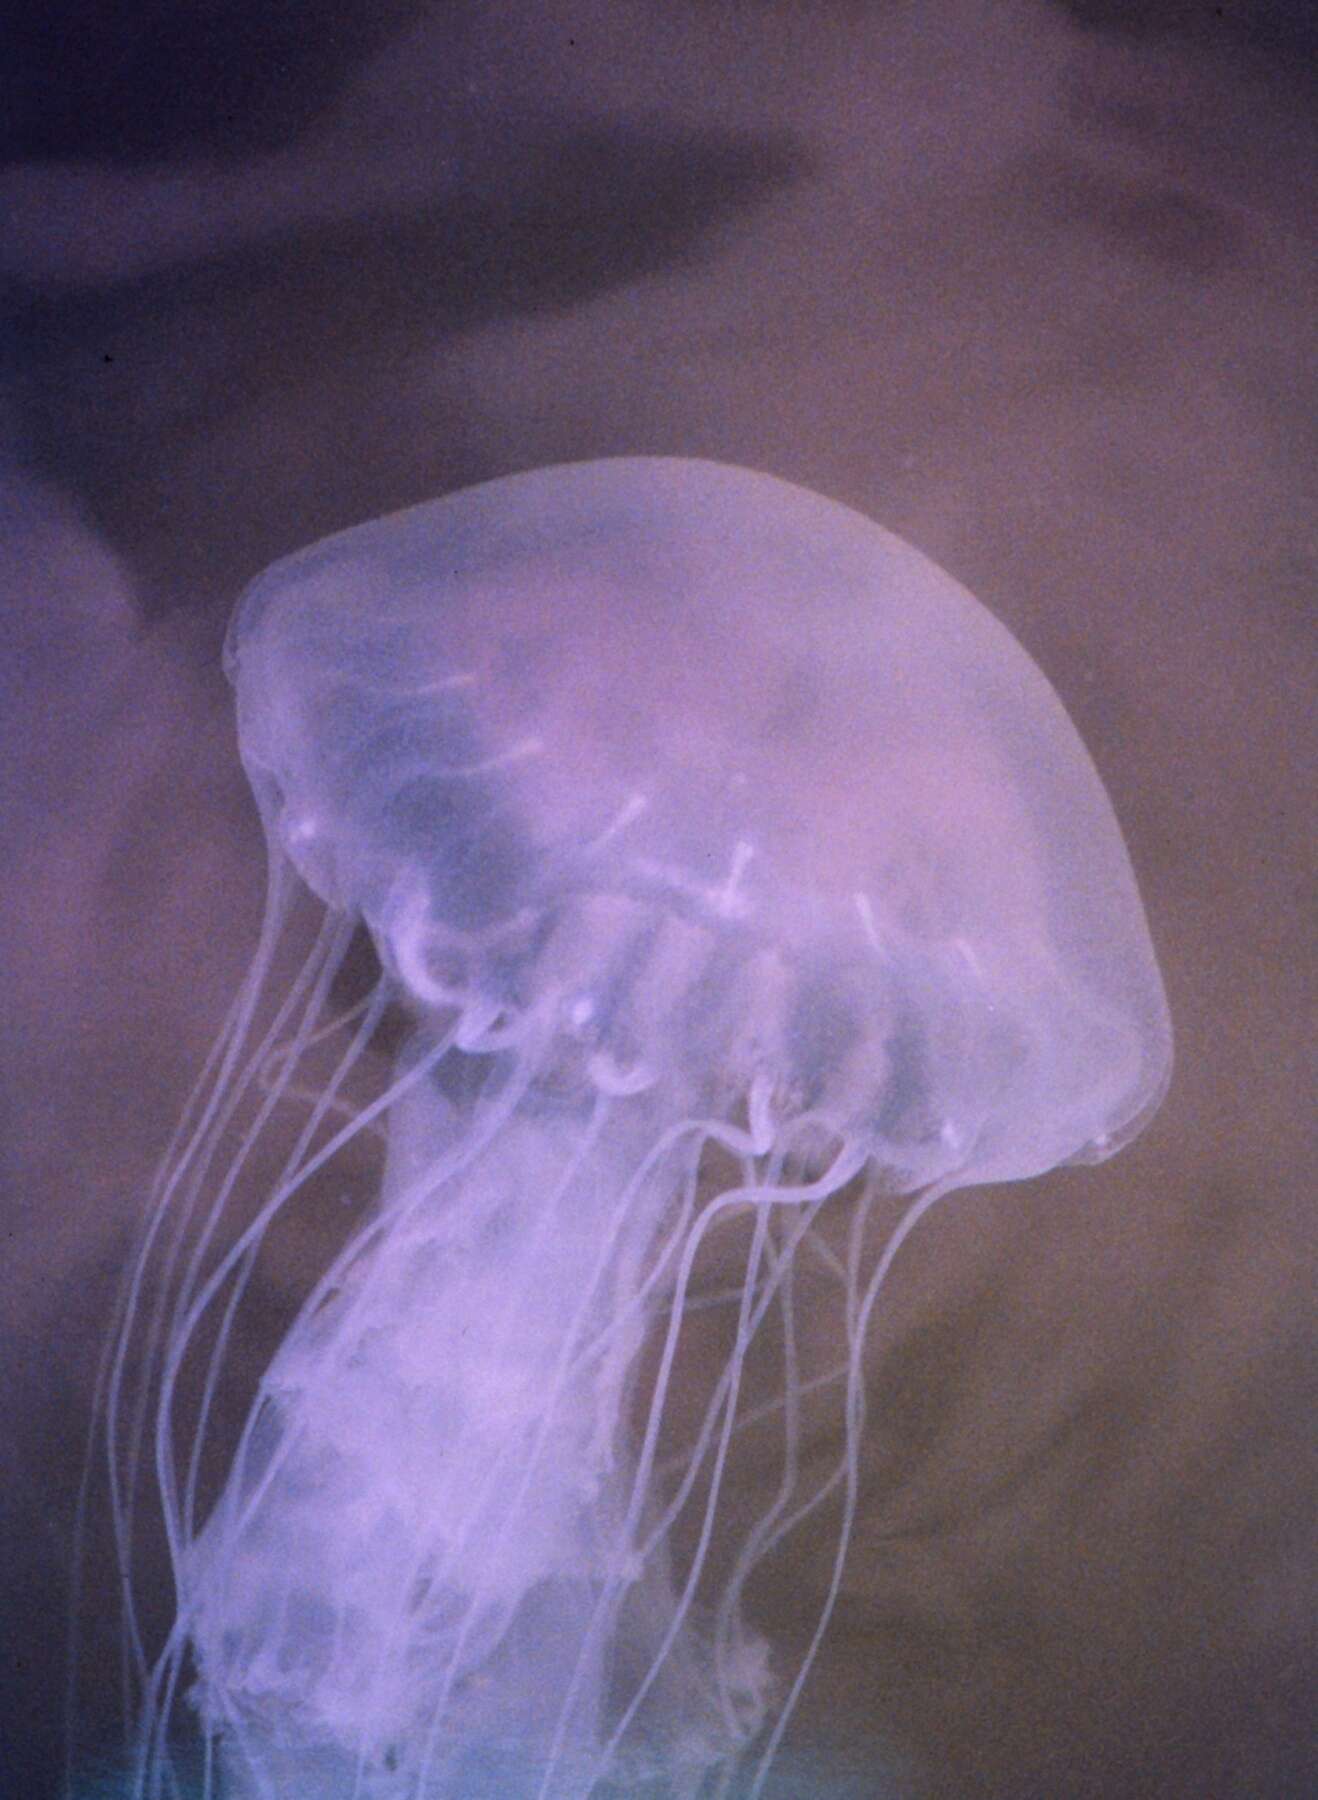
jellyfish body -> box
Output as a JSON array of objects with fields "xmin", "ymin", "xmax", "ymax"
[{"xmin": 96, "ymin": 459, "xmax": 1170, "ymax": 1799}]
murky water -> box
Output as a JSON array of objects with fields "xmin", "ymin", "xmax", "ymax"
[{"xmin": 4, "ymin": 4, "xmax": 1313, "ymax": 1795}]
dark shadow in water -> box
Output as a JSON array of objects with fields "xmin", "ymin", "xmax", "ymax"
[
  {"xmin": 1051, "ymin": 0, "xmax": 1318, "ymax": 66},
  {"xmin": 4, "ymin": 0, "xmax": 434, "ymax": 163}
]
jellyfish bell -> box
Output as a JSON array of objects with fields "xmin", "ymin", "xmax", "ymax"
[{"xmin": 92, "ymin": 458, "xmax": 1171, "ymax": 1800}]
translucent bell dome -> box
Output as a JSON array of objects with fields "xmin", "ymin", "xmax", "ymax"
[{"xmin": 227, "ymin": 456, "xmax": 1172, "ymax": 1191}]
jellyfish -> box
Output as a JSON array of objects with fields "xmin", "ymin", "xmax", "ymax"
[{"xmin": 85, "ymin": 458, "xmax": 1171, "ymax": 1800}]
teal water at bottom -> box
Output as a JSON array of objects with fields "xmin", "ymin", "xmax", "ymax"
[{"xmin": 68, "ymin": 1741, "xmax": 908, "ymax": 1800}]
